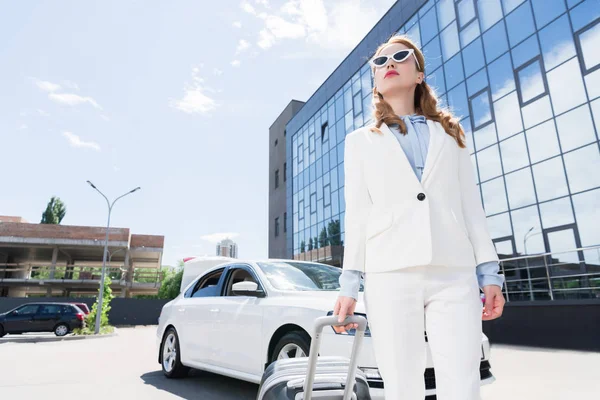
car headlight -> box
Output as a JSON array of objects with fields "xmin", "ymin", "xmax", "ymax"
[
  {"xmin": 358, "ymin": 367, "xmax": 382, "ymax": 380},
  {"xmin": 326, "ymin": 311, "xmax": 371, "ymax": 337}
]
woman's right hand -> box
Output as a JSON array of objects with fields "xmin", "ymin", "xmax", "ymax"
[{"xmin": 332, "ymin": 296, "xmax": 358, "ymax": 333}]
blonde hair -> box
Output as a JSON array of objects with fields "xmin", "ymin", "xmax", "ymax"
[{"xmin": 369, "ymin": 35, "xmax": 466, "ymax": 148}]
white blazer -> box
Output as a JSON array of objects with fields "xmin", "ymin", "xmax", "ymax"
[{"xmin": 342, "ymin": 119, "xmax": 499, "ymax": 274}]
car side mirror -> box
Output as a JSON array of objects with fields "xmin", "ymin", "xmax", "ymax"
[
  {"xmin": 11, "ymin": 310, "xmax": 19, "ymax": 316},
  {"xmin": 232, "ymin": 281, "xmax": 265, "ymax": 297}
]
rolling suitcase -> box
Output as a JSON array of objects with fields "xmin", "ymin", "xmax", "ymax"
[{"xmin": 256, "ymin": 315, "xmax": 372, "ymax": 400}]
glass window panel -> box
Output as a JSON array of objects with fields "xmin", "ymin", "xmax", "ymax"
[
  {"xmin": 423, "ymin": 36, "xmax": 443, "ymax": 72},
  {"xmin": 572, "ymin": 188, "xmax": 600, "ymax": 247},
  {"xmin": 335, "ymin": 96, "xmax": 344, "ymax": 121},
  {"xmin": 437, "ymin": 0, "xmax": 456, "ymax": 30},
  {"xmin": 360, "ymin": 71, "xmax": 372, "ymax": 95},
  {"xmin": 362, "ymin": 96, "xmax": 373, "ymax": 122},
  {"xmin": 521, "ymin": 95, "xmax": 554, "ymax": 128},
  {"xmin": 539, "ymin": 197, "xmax": 574, "ymax": 228},
  {"xmin": 503, "ymin": 0, "xmax": 526, "ymax": 14},
  {"xmin": 441, "ymin": 21, "xmax": 460, "ymax": 60},
  {"xmin": 467, "ymin": 69, "xmax": 488, "ymax": 96},
  {"xmin": 420, "ymin": 0, "xmax": 436, "ymax": 17},
  {"xmin": 462, "ymin": 118, "xmax": 475, "ymax": 152},
  {"xmin": 547, "ymin": 58, "xmax": 587, "ymax": 115},
  {"xmin": 531, "ymin": 0, "xmax": 567, "ymax": 29},
  {"xmin": 482, "ymin": 21, "xmax": 509, "ymax": 63},
  {"xmin": 532, "ymin": 157, "xmax": 569, "ymax": 201},
  {"xmin": 512, "ymin": 35, "xmax": 540, "ymax": 69},
  {"xmin": 579, "ymin": 21, "xmax": 600, "ymax": 72},
  {"xmin": 407, "ymin": 20, "xmax": 421, "ymax": 48},
  {"xmin": 592, "ymin": 98, "xmax": 600, "ymax": 133},
  {"xmin": 567, "ymin": 0, "xmax": 584, "ymax": 8},
  {"xmin": 546, "ymin": 229, "xmax": 581, "ymax": 266},
  {"xmin": 500, "ymin": 132, "xmax": 530, "ymax": 172},
  {"xmin": 539, "ymin": 15, "xmax": 576, "ymax": 71},
  {"xmin": 494, "ymin": 92, "xmax": 524, "ymax": 140},
  {"xmin": 505, "ymin": 167, "xmax": 537, "ymax": 209},
  {"xmin": 420, "ymin": 6, "xmax": 439, "ymax": 45},
  {"xmin": 354, "ymin": 113, "xmax": 363, "ymax": 130},
  {"xmin": 447, "ymin": 82, "xmax": 469, "ymax": 119},
  {"xmin": 511, "ymin": 206, "xmax": 544, "ymax": 254},
  {"xmin": 344, "ymin": 111, "xmax": 353, "ymax": 134},
  {"xmin": 487, "ymin": 212, "xmax": 514, "ymax": 239},
  {"xmin": 353, "ymin": 93, "xmax": 362, "ymax": 116},
  {"xmin": 427, "ymin": 66, "xmax": 446, "ymax": 95},
  {"xmin": 482, "ymin": 177, "xmax": 509, "ymax": 215},
  {"xmin": 457, "ymin": 0, "xmax": 476, "ymax": 27},
  {"xmin": 444, "ymin": 53, "xmax": 465, "ymax": 90},
  {"xmin": 460, "ymin": 19, "xmax": 481, "ymax": 47},
  {"xmin": 584, "ymin": 68, "xmax": 600, "ymax": 100},
  {"xmin": 474, "ymin": 122, "xmax": 498, "ymax": 150},
  {"xmin": 563, "ymin": 144, "xmax": 600, "ymax": 193},
  {"xmin": 525, "ymin": 120, "xmax": 560, "ymax": 163},
  {"xmin": 344, "ymin": 89, "xmax": 353, "ymax": 113},
  {"xmin": 462, "ymin": 38, "xmax": 486, "ymax": 77},
  {"xmin": 494, "ymin": 240, "xmax": 514, "ymax": 257},
  {"xmin": 569, "ymin": 0, "xmax": 600, "ymax": 32},
  {"xmin": 478, "ymin": 0, "xmax": 503, "ymax": 31},
  {"xmin": 506, "ymin": 1, "xmax": 536, "ymax": 47},
  {"xmin": 487, "ymin": 54, "xmax": 516, "ymax": 101},
  {"xmin": 471, "ymin": 90, "xmax": 493, "ymax": 129},
  {"xmin": 556, "ymin": 105, "xmax": 597, "ymax": 152},
  {"xmin": 477, "ymin": 144, "xmax": 503, "ymax": 181},
  {"xmin": 517, "ymin": 59, "xmax": 546, "ymax": 105}
]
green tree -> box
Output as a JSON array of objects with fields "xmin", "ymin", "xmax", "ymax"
[
  {"xmin": 300, "ymin": 240, "xmax": 306, "ymax": 253},
  {"xmin": 157, "ymin": 260, "xmax": 184, "ymax": 300},
  {"xmin": 319, "ymin": 227, "xmax": 329, "ymax": 247},
  {"xmin": 87, "ymin": 275, "xmax": 114, "ymax": 329},
  {"xmin": 308, "ymin": 237, "xmax": 314, "ymax": 251},
  {"xmin": 40, "ymin": 196, "xmax": 66, "ymax": 224}
]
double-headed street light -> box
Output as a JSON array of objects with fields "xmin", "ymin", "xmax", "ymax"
[{"xmin": 87, "ymin": 180, "xmax": 140, "ymax": 334}]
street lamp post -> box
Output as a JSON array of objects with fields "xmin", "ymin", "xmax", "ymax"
[{"xmin": 87, "ymin": 181, "xmax": 140, "ymax": 334}]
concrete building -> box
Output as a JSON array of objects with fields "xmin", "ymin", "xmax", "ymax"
[
  {"xmin": 216, "ymin": 238, "xmax": 238, "ymax": 258},
  {"xmin": 269, "ymin": 0, "xmax": 600, "ymax": 300},
  {"xmin": 269, "ymin": 100, "xmax": 305, "ymax": 259},
  {"xmin": 0, "ymin": 216, "xmax": 164, "ymax": 298}
]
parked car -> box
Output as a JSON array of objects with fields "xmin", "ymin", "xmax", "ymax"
[
  {"xmin": 0, "ymin": 302, "xmax": 85, "ymax": 337},
  {"xmin": 71, "ymin": 302, "xmax": 91, "ymax": 315},
  {"xmin": 156, "ymin": 259, "xmax": 496, "ymax": 399}
]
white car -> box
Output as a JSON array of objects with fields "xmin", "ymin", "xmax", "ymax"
[{"xmin": 156, "ymin": 259, "xmax": 496, "ymax": 399}]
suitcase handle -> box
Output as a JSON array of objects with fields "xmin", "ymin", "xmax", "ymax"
[{"xmin": 303, "ymin": 315, "xmax": 368, "ymax": 400}]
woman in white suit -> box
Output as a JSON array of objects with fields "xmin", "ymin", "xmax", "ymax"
[{"xmin": 332, "ymin": 35, "xmax": 506, "ymax": 400}]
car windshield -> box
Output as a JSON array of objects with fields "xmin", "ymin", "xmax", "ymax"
[{"xmin": 256, "ymin": 261, "xmax": 364, "ymax": 292}]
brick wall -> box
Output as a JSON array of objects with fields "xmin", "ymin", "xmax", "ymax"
[
  {"xmin": 130, "ymin": 234, "xmax": 164, "ymax": 249},
  {"xmin": 0, "ymin": 222, "xmax": 130, "ymax": 242}
]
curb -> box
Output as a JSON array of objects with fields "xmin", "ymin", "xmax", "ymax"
[{"xmin": 0, "ymin": 327, "xmax": 119, "ymax": 344}]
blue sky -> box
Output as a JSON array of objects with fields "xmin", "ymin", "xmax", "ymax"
[{"xmin": 0, "ymin": 0, "xmax": 395, "ymax": 266}]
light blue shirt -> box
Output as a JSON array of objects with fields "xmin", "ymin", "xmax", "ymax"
[{"xmin": 339, "ymin": 115, "xmax": 506, "ymax": 300}]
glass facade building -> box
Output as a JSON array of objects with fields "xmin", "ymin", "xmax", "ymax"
[{"xmin": 284, "ymin": 0, "xmax": 599, "ymax": 299}]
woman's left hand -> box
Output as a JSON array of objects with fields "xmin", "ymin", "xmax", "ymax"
[{"xmin": 482, "ymin": 285, "xmax": 505, "ymax": 321}]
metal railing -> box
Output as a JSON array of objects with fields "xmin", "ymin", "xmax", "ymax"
[
  {"xmin": 498, "ymin": 245, "xmax": 600, "ymax": 302},
  {"xmin": 0, "ymin": 263, "xmax": 164, "ymax": 287}
]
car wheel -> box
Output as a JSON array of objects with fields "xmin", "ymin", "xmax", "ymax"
[
  {"xmin": 54, "ymin": 324, "xmax": 69, "ymax": 337},
  {"xmin": 0, "ymin": 324, "xmax": 5, "ymax": 338},
  {"xmin": 161, "ymin": 328, "xmax": 189, "ymax": 378},
  {"xmin": 271, "ymin": 331, "xmax": 311, "ymax": 364}
]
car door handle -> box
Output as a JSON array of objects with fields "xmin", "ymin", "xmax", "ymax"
[{"xmin": 210, "ymin": 308, "xmax": 220, "ymax": 313}]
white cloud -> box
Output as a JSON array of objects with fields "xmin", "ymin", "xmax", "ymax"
[
  {"xmin": 241, "ymin": 1, "xmax": 256, "ymax": 14},
  {"xmin": 256, "ymin": 0, "xmax": 269, "ymax": 7},
  {"xmin": 37, "ymin": 109, "xmax": 50, "ymax": 117},
  {"xmin": 231, "ymin": 60, "xmax": 241, "ymax": 67},
  {"xmin": 62, "ymin": 131, "xmax": 101, "ymax": 151},
  {"xmin": 236, "ymin": 39, "xmax": 251, "ymax": 53},
  {"xmin": 200, "ymin": 232, "xmax": 240, "ymax": 244},
  {"xmin": 18, "ymin": 124, "xmax": 28, "ymax": 130},
  {"xmin": 170, "ymin": 67, "xmax": 219, "ymax": 115},
  {"xmin": 49, "ymin": 93, "xmax": 102, "ymax": 109},
  {"xmin": 213, "ymin": 68, "xmax": 223, "ymax": 76},
  {"xmin": 258, "ymin": 29, "xmax": 277, "ymax": 49},
  {"xmin": 101, "ymin": 114, "xmax": 111, "ymax": 121},
  {"xmin": 233, "ymin": 21, "xmax": 242, "ymax": 28},
  {"xmin": 62, "ymin": 80, "xmax": 80, "ymax": 91},
  {"xmin": 33, "ymin": 79, "xmax": 62, "ymax": 92}
]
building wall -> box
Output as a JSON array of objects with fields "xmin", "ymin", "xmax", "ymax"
[
  {"xmin": 284, "ymin": 0, "xmax": 600, "ymax": 293},
  {"xmin": 269, "ymin": 100, "xmax": 305, "ymax": 259}
]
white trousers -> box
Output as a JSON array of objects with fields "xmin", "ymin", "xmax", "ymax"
[{"xmin": 364, "ymin": 265, "xmax": 482, "ymax": 400}]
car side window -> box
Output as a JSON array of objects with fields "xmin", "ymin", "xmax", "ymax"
[
  {"xmin": 224, "ymin": 267, "xmax": 261, "ymax": 296},
  {"xmin": 190, "ymin": 269, "xmax": 224, "ymax": 298},
  {"xmin": 40, "ymin": 305, "xmax": 61, "ymax": 315},
  {"xmin": 16, "ymin": 305, "xmax": 40, "ymax": 315},
  {"xmin": 60, "ymin": 305, "xmax": 74, "ymax": 314}
]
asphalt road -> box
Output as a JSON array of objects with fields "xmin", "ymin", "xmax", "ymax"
[{"xmin": 0, "ymin": 326, "xmax": 597, "ymax": 399}]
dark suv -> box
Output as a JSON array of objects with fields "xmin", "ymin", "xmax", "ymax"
[{"xmin": 0, "ymin": 302, "xmax": 85, "ymax": 337}]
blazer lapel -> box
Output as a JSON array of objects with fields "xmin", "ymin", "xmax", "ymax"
[
  {"xmin": 421, "ymin": 119, "xmax": 446, "ymax": 184},
  {"xmin": 378, "ymin": 122, "xmax": 422, "ymax": 186}
]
